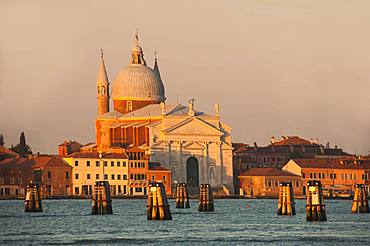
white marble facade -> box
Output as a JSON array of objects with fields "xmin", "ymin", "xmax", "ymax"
[{"xmin": 147, "ymin": 102, "xmax": 234, "ymax": 194}]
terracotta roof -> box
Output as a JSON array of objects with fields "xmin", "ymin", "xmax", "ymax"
[
  {"xmin": 66, "ymin": 152, "xmax": 128, "ymax": 159},
  {"xmin": 33, "ymin": 156, "xmax": 70, "ymax": 168},
  {"xmin": 240, "ymin": 168, "xmax": 299, "ymax": 177},
  {"xmin": 291, "ymin": 158, "xmax": 370, "ymax": 169},
  {"xmin": 0, "ymin": 146, "xmax": 18, "ymax": 157},
  {"xmin": 273, "ymin": 136, "xmax": 316, "ymax": 146},
  {"xmin": 0, "ymin": 158, "xmax": 34, "ymax": 169}
]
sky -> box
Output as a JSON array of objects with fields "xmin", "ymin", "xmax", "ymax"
[{"xmin": 0, "ymin": 0, "xmax": 370, "ymax": 155}]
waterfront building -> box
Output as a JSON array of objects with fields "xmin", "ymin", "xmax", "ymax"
[
  {"xmin": 0, "ymin": 150, "xmax": 72, "ymax": 198},
  {"xmin": 32, "ymin": 156, "xmax": 72, "ymax": 197},
  {"xmin": 89, "ymin": 33, "xmax": 233, "ymax": 194},
  {"xmin": 0, "ymin": 158, "xmax": 33, "ymax": 198},
  {"xmin": 148, "ymin": 162, "xmax": 172, "ymax": 195},
  {"xmin": 233, "ymin": 136, "xmax": 351, "ymax": 193},
  {"xmin": 63, "ymin": 152, "xmax": 130, "ymax": 196},
  {"xmin": 238, "ymin": 168, "xmax": 302, "ymax": 198},
  {"xmin": 283, "ymin": 157, "xmax": 370, "ymax": 196}
]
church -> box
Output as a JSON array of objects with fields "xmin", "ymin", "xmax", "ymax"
[{"xmin": 92, "ymin": 33, "xmax": 234, "ymax": 194}]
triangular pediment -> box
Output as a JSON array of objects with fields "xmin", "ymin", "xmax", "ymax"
[
  {"xmin": 164, "ymin": 117, "xmax": 223, "ymax": 136},
  {"xmin": 183, "ymin": 141, "xmax": 205, "ymax": 150}
]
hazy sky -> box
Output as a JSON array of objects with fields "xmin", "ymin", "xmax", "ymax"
[{"xmin": 1, "ymin": 0, "xmax": 370, "ymax": 154}]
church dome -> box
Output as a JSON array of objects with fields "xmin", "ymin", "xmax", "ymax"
[{"xmin": 111, "ymin": 64, "xmax": 165, "ymax": 101}]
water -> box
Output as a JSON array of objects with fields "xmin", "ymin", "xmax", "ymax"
[{"xmin": 0, "ymin": 199, "xmax": 369, "ymax": 245}]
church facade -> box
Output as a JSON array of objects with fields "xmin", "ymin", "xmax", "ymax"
[{"xmin": 93, "ymin": 33, "xmax": 234, "ymax": 194}]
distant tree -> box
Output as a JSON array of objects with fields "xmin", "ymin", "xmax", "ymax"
[
  {"xmin": 0, "ymin": 134, "xmax": 4, "ymax": 146},
  {"xmin": 11, "ymin": 132, "xmax": 32, "ymax": 158}
]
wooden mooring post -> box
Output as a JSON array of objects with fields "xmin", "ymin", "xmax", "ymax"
[
  {"xmin": 277, "ymin": 181, "xmax": 296, "ymax": 216},
  {"xmin": 198, "ymin": 184, "xmax": 214, "ymax": 212},
  {"xmin": 92, "ymin": 181, "xmax": 113, "ymax": 215},
  {"xmin": 306, "ymin": 180, "xmax": 326, "ymax": 221},
  {"xmin": 25, "ymin": 183, "xmax": 43, "ymax": 212},
  {"xmin": 175, "ymin": 183, "xmax": 190, "ymax": 208},
  {"xmin": 147, "ymin": 182, "xmax": 172, "ymax": 220},
  {"xmin": 352, "ymin": 184, "xmax": 369, "ymax": 213}
]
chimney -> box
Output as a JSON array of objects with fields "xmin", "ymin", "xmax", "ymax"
[
  {"xmin": 326, "ymin": 142, "xmax": 330, "ymax": 148},
  {"xmin": 253, "ymin": 142, "xmax": 258, "ymax": 152},
  {"xmin": 335, "ymin": 145, "xmax": 337, "ymax": 149}
]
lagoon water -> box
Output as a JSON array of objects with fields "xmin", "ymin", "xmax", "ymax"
[{"xmin": 0, "ymin": 199, "xmax": 369, "ymax": 245}]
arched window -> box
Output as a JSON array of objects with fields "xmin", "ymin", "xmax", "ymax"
[{"xmin": 102, "ymin": 86, "xmax": 105, "ymax": 94}]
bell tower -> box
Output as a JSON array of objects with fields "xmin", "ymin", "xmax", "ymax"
[{"xmin": 97, "ymin": 49, "xmax": 110, "ymax": 115}]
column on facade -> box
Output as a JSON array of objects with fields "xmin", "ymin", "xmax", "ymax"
[
  {"xmin": 205, "ymin": 142, "xmax": 210, "ymax": 184},
  {"xmin": 177, "ymin": 141, "xmax": 184, "ymax": 183}
]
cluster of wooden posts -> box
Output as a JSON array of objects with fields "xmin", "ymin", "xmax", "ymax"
[
  {"xmin": 24, "ymin": 180, "xmax": 369, "ymax": 222},
  {"xmin": 277, "ymin": 180, "xmax": 369, "ymax": 221}
]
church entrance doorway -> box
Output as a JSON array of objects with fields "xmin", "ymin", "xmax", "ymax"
[{"xmin": 186, "ymin": 156, "xmax": 199, "ymax": 195}]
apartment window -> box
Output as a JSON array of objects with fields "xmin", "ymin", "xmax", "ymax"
[
  {"xmin": 86, "ymin": 161, "xmax": 90, "ymax": 167},
  {"xmin": 118, "ymin": 185, "xmax": 122, "ymax": 194},
  {"xmin": 330, "ymin": 173, "xmax": 333, "ymax": 179},
  {"xmin": 74, "ymin": 161, "xmax": 78, "ymax": 166},
  {"xmin": 354, "ymin": 174, "xmax": 356, "ymax": 180},
  {"xmin": 135, "ymin": 162, "xmax": 137, "ymax": 168},
  {"xmin": 142, "ymin": 162, "xmax": 145, "ymax": 168},
  {"xmin": 66, "ymin": 172, "xmax": 69, "ymax": 179},
  {"xmin": 342, "ymin": 174, "xmax": 344, "ymax": 179},
  {"xmin": 87, "ymin": 174, "xmax": 91, "ymax": 180},
  {"xmin": 104, "ymin": 174, "xmax": 108, "ymax": 180},
  {"xmin": 302, "ymin": 173, "xmax": 305, "ymax": 178},
  {"xmin": 117, "ymin": 175, "xmax": 121, "ymax": 180},
  {"xmin": 111, "ymin": 161, "xmax": 114, "ymax": 167},
  {"xmin": 17, "ymin": 178, "xmax": 22, "ymax": 184},
  {"xmin": 104, "ymin": 161, "xmax": 108, "ymax": 167},
  {"xmin": 111, "ymin": 174, "xmax": 115, "ymax": 180},
  {"xmin": 124, "ymin": 185, "xmax": 127, "ymax": 194},
  {"xmin": 75, "ymin": 173, "xmax": 79, "ymax": 179},
  {"xmin": 130, "ymin": 162, "xmax": 133, "ymax": 168},
  {"xmin": 127, "ymin": 101, "xmax": 133, "ymax": 111},
  {"xmin": 345, "ymin": 174, "xmax": 347, "ymax": 180},
  {"xmin": 135, "ymin": 187, "xmax": 142, "ymax": 192},
  {"xmin": 163, "ymin": 175, "xmax": 166, "ymax": 180},
  {"xmin": 274, "ymin": 181, "xmax": 278, "ymax": 187},
  {"xmin": 295, "ymin": 181, "xmax": 300, "ymax": 187},
  {"xmin": 334, "ymin": 173, "xmax": 337, "ymax": 179},
  {"xmin": 117, "ymin": 161, "xmax": 121, "ymax": 167},
  {"xmin": 96, "ymin": 161, "xmax": 100, "ymax": 167},
  {"xmin": 349, "ymin": 174, "xmax": 352, "ymax": 180},
  {"xmin": 310, "ymin": 173, "xmax": 313, "ymax": 178},
  {"xmin": 130, "ymin": 174, "xmax": 133, "ymax": 179},
  {"xmin": 96, "ymin": 174, "xmax": 100, "ymax": 179},
  {"xmin": 152, "ymin": 175, "xmax": 155, "ymax": 181},
  {"xmin": 123, "ymin": 175, "xmax": 127, "ymax": 180},
  {"xmin": 0, "ymin": 177, "xmax": 4, "ymax": 184},
  {"xmin": 313, "ymin": 173, "xmax": 316, "ymax": 179},
  {"xmin": 123, "ymin": 162, "xmax": 126, "ymax": 167},
  {"xmin": 318, "ymin": 173, "xmax": 321, "ymax": 179},
  {"xmin": 48, "ymin": 171, "xmax": 51, "ymax": 179},
  {"xmin": 267, "ymin": 181, "xmax": 272, "ymax": 187},
  {"xmin": 272, "ymin": 157, "xmax": 275, "ymax": 162},
  {"xmin": 75, "ymin": 187, "xmax": 79, "ymax": 195},
  {"xmin": 322, "ymin": 173, "xmax": 325, "ymax": 179}
]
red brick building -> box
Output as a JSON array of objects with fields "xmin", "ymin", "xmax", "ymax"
[
  {"xmin": 238, "ymin": 168, "xmax": 302, "ymax": 198},
  {"xmin": 233, "ymin": 136, "xmax": 352, "ymax": 194},
  {"xmin": 148, "ymin": 162, "xmax": 172, "ymax": 195},
  {"xmin": 283, "ymin": 157, "xmax": 370, "ymax": 197},
  {"xmin": 58, "ymin": 140, "xmax": 82, "ymax": 156},
  {"xmin": 33, "ymin": 156, "xmax": 72, "ymax": 197}
]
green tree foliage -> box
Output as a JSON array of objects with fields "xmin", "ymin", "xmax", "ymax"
[
  {"xmin": 10, "ymin": 132, "xmax": 32, "ymax": 157},
  {"xmin": 0, "ymin": 134, "xmax": 4, "ymax": 146}
]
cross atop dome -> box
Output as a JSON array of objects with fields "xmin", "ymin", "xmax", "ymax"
[{"xmin": 130, "ymin": 30, "xmax": 146, "ymax": 65}]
